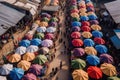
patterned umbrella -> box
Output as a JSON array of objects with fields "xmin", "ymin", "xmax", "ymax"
[
  {"xmin": 22, "ymin": 73, "xmax": 37, "ymax": 80},
  {"xmin": 15, "ymin": 46, "xmax": 26, "ymax": 55},
  {"xmin": 26, "ymin": 45, "xmax": 39, "ymax": 53},
  {"xmin": 8, "ymin": 54, "xmax": 21, "ymax": 63},
  {"xmin": 72, "ymin": 39, "xmax": 83, "ymax": 47},
  {"xmin": 36, "ymin": 27, "xmax": 46, "ymax": 33},
  {"xmin": 95, "ymin": 45, "xmax": 108, "ymax": 54},
  {"xmin": 85, "ymin": 47, "xmax": 97, "ymax": 55},
  {"xmin": 72, "ymin": 48, "xmax": 85, "ymax": 57},
  {"xmin": 94, "ymin": 37, "xmax": 105, "ymax": 44},
  {"xmin": 31, "ymin": 38, "xmax": 41, "ymax": 46},
  {"xmin": 41, "ymin": 39, "xmax": 53, "ymax": 47},
  {"xmin": 83, "ymin": 39, "xmax": 95, "ymax": 47},
  {"xmin": 23, "ymin": 52, "xmax": 35, "ymax": 61},
  {"xmin": 19, "ymin": 40, "xmax": 30, "ymax": 47},
  {"xmin": 82, "ymin": 31, "xmax": 92, "ymax": 38},
  {"xmin": 71, "ymin": 32, "xmax": 81, "ymax": 39}
]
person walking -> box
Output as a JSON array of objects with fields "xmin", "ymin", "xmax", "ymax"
[{"xmin": 60, "ymin": 61, "xmax": 62, "ymax": 69}]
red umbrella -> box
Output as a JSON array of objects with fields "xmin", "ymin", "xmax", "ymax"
[
  {"xmin": 71, "ymin": 32, "xmax": 81, "ymax": 38},
  {"xmin": 25, "ymin": 34, "xmax": 33, "ymax": 40},
  {"xmin": 87, "ymin": 66, "xmax": 102, "ymax": 79},
  {"xmin": 22, "ymin": 73, "xmax": 37, "ymax": 80},
  {"xmin": 81, "ymin": 26, "xmax": 91, "ymax": 32},
  {"xmin": 45, "ymin": 33, "xmax": 54, "ymax": 40},
  {"xmin": 72, "ymin": 39, "xmax": 83, "ymax": 47},
  {"xmin": 71, "ymin": 9, "xmax": 79, "ymax": 13},
  {"xmin": 94, "ymin": 37, "xmax": 105, "ymax": 44},
  {"xmin": 81, "ymin": 21, "xmax": 90, "ymax": 26}
]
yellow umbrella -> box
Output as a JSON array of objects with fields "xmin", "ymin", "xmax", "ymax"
[
  {"xmin": 100, "ymin": 63, "xmax": 117, "ymax": 76},
  {"xmin": 71, "ymin": 13, "xmax": 79, "ymax": 18},
  {"xmin": 8, "ymin": 54, "xmax": 21, "ymax": 63},
  {"xmin": 17, "ymin": 60, "xmax": 31, "ymax": 71},
  {"xmin": 87, "ymin": 12, "xmax": 96, "ymax": 16},
  {"xmin": 35, "ymin": 20, "xmax": 41, "ymax": 25},
  {"xmin": 23, "ymin": 52, "xmax": 35, "ymax": 61},
  {"xmin": 91, "ymin": 24, "xmax": 102, "ymax": 31},
  {"xmin": 85, "ymin": 47, "xmax": 97, "ymax": 55},
  {"xmin": 80, "ymin": 12, "xmax": 88, "ymax": 16},
  {"xmin": 82, "ymin": 31, "xmax": 92, "ymax": 38},
  {"xmin": 79, "ymin": 8, "xmax": 87, "ymax": 13},
  {"xmin": 72, "ymin": 69, "xmax": 88, "ymax": 80},
  {"xmin": 40, "ymin": 21, "xmax": 48, "ymax": 27}
]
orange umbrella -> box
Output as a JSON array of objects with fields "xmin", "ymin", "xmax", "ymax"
[
  {"xmin": 71, "ymin": 32, "xmax": 81, "ymax": 39},
  {"xmin": 35, "ymin": 20, "xmax": 41, "ymax": 25},
  {"xmin": 8, "ymin": 54, "xmax": 21, "ymax": 63},
  {"xmin": 100, "ymin": 63, "xmax": 117, "ymax": 76},
  {"xmin": 17, "ymin": 60, "xmax": 31, "ymax": 71},
  {"xmin": 23, "ymin": 53, "xmax": 35, "ymax": 61},
  {"xmin": 71, "ymin": 13, "xmax": 79, "ymax": 18},
  {"xmin": 82, "ymin": 31, "xmax": 92, "ymax": 38},
  {"xmin": 85, "ymin": 47, "xmax": 97, "ymax": 55},
  {"xmin": 80, "ymin": 12, "xmax": 88, "ymax": 16},
  {"xmin": 91, "ymin": 24, "xmax": 102, "ymax": 31},
  {"xmin": 79, "ymin": 8, "xmax": 87, "ymax": 13},
  {"xmin": 72, "ymin": 39, "xmax": 83, "ymax": 47},
  {"xmin": 39, "ymin": 21, "xmax": 48, "ymax": 27},
  {"xmin": 72, "ymin": 69, "xmax": 88, "ymax": 80},
  {"xmin": 87, "ymin": 12, "xmax": 96, "ymax": 16}
]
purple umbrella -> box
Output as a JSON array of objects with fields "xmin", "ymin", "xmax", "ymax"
[
  {"xmin": 49, "ymin": 22, "xmax": 57, "ymax": 27},
  {"xmin": 71, "ymin": 26, "xmax": 80, "ymax": 32},
  {"xmin": 22, "ymin": 73, "xmax": 37, "ymax": 80},
  {"xmin": 28, "ymin": 64, "xmax": 43, "ymax": 76},
  {"xmin": 89, "ymin": 20, "xmax": 99, "ymax": 25},
  {"xmin": 100, "ymin": 54, "xmax": 114, "ymax": 64},
  {"xmin": 72, "ymin": 48, "xmax": 85, "ymax": 57}
]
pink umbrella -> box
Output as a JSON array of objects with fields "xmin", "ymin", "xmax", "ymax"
[
  {"xmin": 41, "ymin": 39, "xmax": 53, "ymax": 47},
  {"xmin": 25, "ymin": 33, "xmax": 33, "ymax": 40},
  {"xmin": 22, "ymin": 73, "xmax": 37, "ymax": 80},
  {"xmin": 72, "ymin": 48, "xmax": 85, "ymax": 57},
  {"xmin": 71, "ymin": 27, "xmax": 80, "ymax": 32},
  {"xmin": 45, "ymin": 33, "xmax": 54, "ymax": 39}
]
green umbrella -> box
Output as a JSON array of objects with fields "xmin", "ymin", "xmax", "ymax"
[
  {"xmin": 72, "ymin": 17, "xmax": 80, "ymax": 21},
  {"xmin": 107, "ymin": 76, "xmax": 120, "ymax": 80},
  {"xmin": 71, "ymin": 59, "xmax": 86, "ymax": 69},
  {"xmin": 34, "ymin": 33, "xmax": 44, "ymax": 39},
  {"xmin": 50, "ymin": 17, "xmax": 58, "ymax": 22},
  {"xmin": 41, "ymin": 17, "xmax": 49, "ymax": 22},
  {"xmin": 33, "ymin": 55, "xmax": 48, "ymax": 65},
  {"xmin": 70, "ymin": 6, "xmax": 77, "ymax": 10}
]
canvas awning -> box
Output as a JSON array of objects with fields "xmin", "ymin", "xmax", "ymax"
[{"xmin": 42, "ymin": 5, "xmax": 60, "ymax": 11}]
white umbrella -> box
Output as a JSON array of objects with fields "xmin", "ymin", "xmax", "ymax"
[
  {"xmin": 41, "ymin": 39, "xmax": 53, "ymax": 47},
  {"xmin": 26, "ymin": 45, "xmax": 39, "ymax": 53},
  {"xmin": 46, "ymin": 27, "xmax": 56, "ymax": 33},
  {"xmin": 0, "ymin": 64, "xmax": 13, "ymax": 75},
  {"xmin": 0, "ymin": 76, "xmax": 7, "ymax": 80},
  {"xmin": 37, "ymin": 27, "xmax": 46, "ymax": 33},
  {"xmin": 15, "ymin": 46, "xmax": 26, "ymax": 55}
]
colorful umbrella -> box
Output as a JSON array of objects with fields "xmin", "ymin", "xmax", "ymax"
[
  {"xmin": 100, "ymin": 54, "xmax": 114, "ymax": 64},
  {"xmin": 41, "ymin": 13, "xmax": 51, "ymax": 18},
  {"xmin": 41, "ymin": 17, "xmax": 49, "ymax": 22},
  {"xmin": 9, "ymin": 68, "xmax": 24, "ymax": 80},
  {"xmin": 35, "ymin": 20, "xmax": 41, "ymax": 25},
  {"xmin": 70, "ymin": 5, "xmax": 77, "ymax": 10},
  {"xmin": 39, "ymin": 21, "xmax": 48, "ymax": 27},
  {"xmin": 71, "ymin": 26, "xmax": 80, "ymax": 32},
  {"xmin": 86, "ymin": 55, "xmax": 100, "ymax": 65},
  {"xmin": 80, "ymin": 16, "xmax": 89, "ymax": 21},
  {"xmin": 41, "ymin": 39, "xmax": 53, "ymax": 47},
  {"xmin": 19, "ymin": 40, "xmax": 30, "ymax": 47},
  {"xmin": 85, "ymin": 47, "xmax": 97, "ymax": 55},
  {"xmin": 95, "ymin": 45, "xmax": 108, "ymax": 54},
  {"xmin": 82, "ymin": 31, "xmax": 92, "ymax": 38},
  {"xmin": 81, "ymin": 21, "xmax": 90, "ymax": 26},
  {"xmin": 22, "ymin": 73, "xmax": 37, "ymax": 80},
  {"xmin": 87, "ymin": 7, "xmax": 95, "ymax": 12},
  {"xmin": 72, "ymin": 39, "xmax": 83, "ymax": 47},
  {"xmin": 94, "ymin": 37, "xmax": 105, "ymax": 44},
  {"xmin": 39, "ymin": 47, "xmax": 49, "ymax": 54},
  {"xmin": 17, "ymin": 60, "xmax": 31, "ymax": 71},
  {"xmin": 80, "ymin": 12, "xmax": 88, "ymax": 16},
  {"xmin": 107, "ymin": 76, "xmax": 120, "ymax": 80},
  {"xmin": 49, "ymin": 22, "xmax": 57, "ymax": 27},
  {"xmin": 91, "ymin": 24, "xmax": 101, "ymax": 31},
  {"xmin": 50, "ymin": 17, "xmax": 58, "ymax": 22},
  {"xmin": 71, "ymin": 9, "xmax": 79, "ymax": 13},
  {"xmin": 72, "ymin": 69, "xmax": 88, "ymax": 80},
  {"xmin": 45, "ymin": 33, "xmax": 54, "ymax": 39},
  {"xmin": 72, "ymin": 48, "xmax": 85, "ymax": 57},
  {"xmin": 34, "ymin": 32, "xmax": 44, "ymax": 39},
  {"xmin": 46, "ymin": 27, "xmax": 56, "ymax": 33},
  {"xmin": 92, "ymin": 30, "xmax": 103, "ymax": 38},
  {"xmin": 23, "ymin": 52, "xmax": 35, "ymax": 61},
  {"xmin": 89, "ymin": 20, "xmax": 99, "ymax": 25},
  {"xmin": 81, "ymin": 26, "xmax": 91, "ymax": 32},
  {"xmin": 87, "ymin": 66, "xmax": 102, "ymax": 79},
  {"xmin": 26, "ymin": 45, "xmax": 39, "ymax": 53},
  {"xmin": 36, "ymin": 27, "xmax": 46, "ymax": 33},
  {"xmin": 15, "ymin": 46, "xmax": 26, "ymax": 55},
  {"xmin": 72, "ymin": 17, "xmax": 80, "ymax": 21},
  {"xmin": 8, "ymin": 54, "xmax": 21, "ymax": 63},
  {"xmin": 33, "ymin": 55, "xmax": 48, "ymax": 65},
  {"xmin": 88, "ymin": 14, "xmax": 97, "ymax": 20},
  {"xmin": 0, "ymin": 64, "xmax": 13, "ymax": 75},
  {"xmin": 79, "ymin": 8, "xmax": 87, "ymax": 13},
  {"xmin": 71, "ymin": 32, "xmax": 81, "ymax": 39},
  {"xmin": 72, "ymin": 21, "xmax": 81, "ymax": 27},
  {"xmin": 71, "ymin": 59, "xmax": 86, "ymax": 69},
  {"xmin": 25, "ymin": 32, "xmax": 33, "ymax": 40},
  {"xmin": 100, "ymin": 63, "xmax": 117, "ymax": 76},
  {"xmin": 83, "ymin": 39, "xmax": 95, "ymax": 47},
  {"xmin": 28, "ymin": 64, "xmax": 43, "ymax": 76},
  {"xmin": 31, "ymin": 38, "xmax": 41, "ymax": 46}
]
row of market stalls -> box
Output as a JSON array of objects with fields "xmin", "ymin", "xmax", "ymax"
[{"xmin": 68, "ymin": 0, "xmax": 120, "ymax": 80}]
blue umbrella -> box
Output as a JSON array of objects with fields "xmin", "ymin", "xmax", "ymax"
[
  {"xmin": 19, "ymin": 40, "xmax": 30, "ymax": 47},
  {"xmin": 84, "ymin": 39, "xmax": 95, "ymax": 47},
  {"xmin": 31, "ymin": 38, "xmax": 42, "ymax": 46},
  {"xmin": 72, "ymin": 21, "xmax": 81, "ymax": 27},
  {"xmin": 92, "ymin": 30, "xmax": 103, "ymax": 38},
  {"xmin": 80, "ymin": 16, "xmax": 89, "ymax": 21},
  {"xmin": 85, "ymin": 0, "xmax": 91, "ymax": 3},
  {"xmin": 95, "ymin": 45, "xmax": 108, "ymax": 53},
  {"xmin": 9, "ymin": 68, "xmax": 24, "ymax": 80},
  {"xmin": 86, "ymin": 55, "xmax": 100, "ymax": 66},
  {"xmin": 88, "ymin": 15, "xmax": 97, "ymax": 20},
  {"xmin": 36, "ymin": 27, "xmax": 46, "ymax": 33}
]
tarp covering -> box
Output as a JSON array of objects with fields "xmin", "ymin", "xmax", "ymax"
[{"xmin": 42, "ymin": 5, "xmax": 60, "ymax": 11}]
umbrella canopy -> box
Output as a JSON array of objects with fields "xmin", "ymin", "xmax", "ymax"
[
  {"xmin": 107, "ymin": 76, "xmax": 120, "ymax": 80},
  {"xmin": 79, "ymin": 8, "xmax": 87, "ymax": 13},
  {"xmin": 100, "ymin": 63, "xmax": 117, "ymax": 76},
  {"xmin": 34, "ymin": 32, "xmax": 44, "ymax": 39},
  {"xmin": 45, "ymin": 33, "xmax": 54, "ymax": 39},
  {"xmin": 81, "ymin": 26, "xmax": 91, "ymax": 32},
  {"xmin": 95, "ymin": 45, "xmax": 108, "ymax": 54},
  {"xmin": 72, "ymin": 48, "xmax": 85, "ymax": 57},
  {"xmin": 9, "ymin": 68, "xmax": 24, "ymax": 80},
  {"xmin": 33, "ymin": 55, "xmax": 48, "ymax": 65},
  {"xmin": 91, "ymin": 24, "xmax": 101, "ymax": 31},
  {"xmin": 86, "ymin": 55, "xmax": 100, "ymax": 65},
  {"xmin": 100, "ymin": 54, "xmax": 114, "ymax": 64},
  {"xmin": 72, "ymin": 17, "xmax": 80, "ymax": 21},
  {"xmin": 81, "ymin": 21, "xmax": 90, "ymax": 26},
  {"xmin": 41, "ymin": 13, "xmax": 51, "ymax": 18},
  {"xmin": 39, "ymin": 21, "xmax": 48, "ymax": 27},
  {"xmin": 71, "ymin": 59, "xmax": 86, "ymax": 69},
  {"xmin": 71, "ymin": 26, "xmax": 80, "ymax": 32},
  {"xmin": 36, "ymin": 27, "xmax": 46, "ymax": 33},
  {"xmin": 28, "ymin": 64, "xmax": 43, "ymax": 76},
  {"xmin": 49, "ymin": 22, "xmax": 57, "ymax": 27},
  {"xmin": 80, "ymin": 16, "xmax": 89, "ymax": 21},
  {"xmin": 19, "ymin": 40, "xmax": 30, "ymax": 47},
  {"xmin": 83, "ymin": 39, "xmax": 95, "ymax": 47},
  {"xmin": 82, "ymin": 31, "xmax": 92, "ymax": 38},
  {"xmin": 25, "ymin": 33, "xmax": 33, "ymax": 40},
  {"xmin": 71, "ymin": 32, "xmax": 81, "ymax": 39},
  {"xmin": 26, "ymin": 45, "xmax": 39, "ymax": 53},
  {"xmin": 72, "ymin": 69, "xmax": 88, "ymax": 80},
  {"xmin": 87, "ymin": 7, "xmax": 95, "ymax": 12},
  {"xmin": 23, "ymin": 52, "xmax": 35, "ymax": 61},
  {"xmin": 94, "ymin": 37, "xmax": 105, "ymax": 44},
  {"xmin": 80, "ymin": 12, "xmax": 88, "ymax": 16},
  {"xmin": 70, "ymin": 5, "xmax": 77, "ymax": 10},
  {"xmin": 72, "ymin": 21, "xmax": 81, "ymax": 27},
  {"xmin": 39, "ymin": 47, "xmax": 49, "ymax": 54},
  {"xmin": 87, "ymin": 66, "xmax": 102, "ymax": 79},
  {"xmin": 88, "ymin": 14, "xmax": 97, "ymax": 20},
  {"xmin": 71, "ymin": 9, "xmax": 79, "ymax": 13},
  {"xmin": 31, "ymin": 38, "xmax": 41, "ymax": 46},
  {"xmin": 71, "ymin": 13, "xmax": 79, "ymax": 18},
  {"xmin": 41, "ymin": 39, "xmax": 53, "ymax": 47},
  {"xmin": 17, "ymin": 60, "xmax": 31, "ymax": 71},
  {"xmin": 85, "ymin": 47, "xmax": 97, "ymax": 55},
  {"xmin": 22, "ymin": 73, "xmax": 37, "ymax": 80},
  {"xmin": 8, "ymin": 54, "xmax": 21, "ymax": 63},
  {"xmin": 50, "ymin": 17, "xmax": 58, "ymax": 22},
  {"xmin": 0, "ymin": 76, "xmax": 7, "ymax": 80},
  {"xmin": 41, "ymin": 17, "xmax": 49, "ymax": 22},
  {"xmin": 15, "ymin": 46, "xmax": 26, "ymax": 55},
  {"xmin": 72, "ymin": 39, "xmax": 83, "ymax": 47},
  {"xmin": 0, "ymin": 64, "xmax": 13, "ymax": 75},
  {"xmin": 92, "ymin": 30, "xmax": 103, "ymax": 38},
  {"xmin": 90, "ymin": 20, "xmax": 99, "ymax": 25},
  {"xmin": 46, "ymin": 27, "xmax": 56, "ymax": 33}
]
